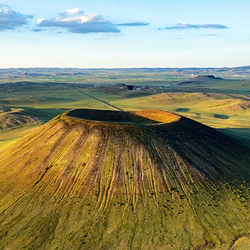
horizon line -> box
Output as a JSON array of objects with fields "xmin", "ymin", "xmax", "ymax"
[{"xmin": 0, "ymin": 65, "xmax": 250, "ymax": 70}]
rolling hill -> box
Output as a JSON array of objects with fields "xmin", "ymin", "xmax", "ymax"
[
  {"xmin": 0, "ymin": 107, "xmax": 37, "ymax": 131},
  {"xmin": 178, "ymin": 75, "xmax": 224, "ymax": 85},
  {"xmin": 0, "ymin": 109, "xmax": 250, "ymax": 249},
  {"xmin": 114, "ymin": 92, "xmax": 250, "ymax": 130}
]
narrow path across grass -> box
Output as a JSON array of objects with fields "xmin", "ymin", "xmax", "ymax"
[{"xmin": 76, "ymin": 89, "xmax": 124, "ymax": 111}]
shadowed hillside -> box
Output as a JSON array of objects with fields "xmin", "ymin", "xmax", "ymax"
[
  {"xmin": 0, "ymin": 107, "xmax": 37, "ymax": 131},
  {"xmin": 0, "ymin": 109, "xmax": 250, "ymax": 249}
]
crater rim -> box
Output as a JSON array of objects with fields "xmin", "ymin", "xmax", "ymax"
[{"xmin": 66, "ymin": 109, "xmax": 180, "ymax": 126}]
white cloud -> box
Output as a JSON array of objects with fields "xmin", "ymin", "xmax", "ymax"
[
  {"xmin": 37, "ymin": 8, "xmax": 121, "ymax": 34},
  {"xmin": 0, "ymin": 4, "xmax": 33, "ymax": 31},
  {"xmin": 65, "ymin": 8, "xmax": 82, "ymax": 16},
  {"xmin": 37, "ymin": 18, "xmax": 44, "ymax": 24}
]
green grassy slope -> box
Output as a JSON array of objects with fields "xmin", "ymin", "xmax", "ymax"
[{"xmin": 0, "ymin": 110, "xmax": 250, "ymax": 249}]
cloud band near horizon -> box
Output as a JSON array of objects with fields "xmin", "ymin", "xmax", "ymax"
[{"xmin": 161, "ymin": 23, "xmax": 229, "ymax": 30}]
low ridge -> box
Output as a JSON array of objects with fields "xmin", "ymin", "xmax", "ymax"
[{"xmin": 0, "ymin": 109, "xmax": 250, "ymax": 249}]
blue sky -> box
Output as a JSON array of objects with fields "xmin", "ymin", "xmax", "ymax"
[{"xmin": 1, "ymin": 0, "xmax": 250, "ymax": 68}]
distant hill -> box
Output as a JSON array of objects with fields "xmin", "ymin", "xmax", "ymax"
[
  {"xmin": 194, "ymin": 75, "xmax": 223, "ymax": 80},
  {"xmin": 0, "ymin": 107, "xmax": 37, "ymax": 130},
  {"xmin": 96, "ymin": 83, "xmax": 136, "ymax": 93},
  {"xmin": 115, "ymin": 92, "xmax": 250, "ymax": 113},
  {"xmin": 1, "ymin": 66, "xmax": 250, "ymax": 77},
  {"xmin": 178, "ymin": 75, "xmax": 224, "ymax": 85},
  {"xmin": 0, "ymin": 109, "xmax": 250, "ymax": 249},
  {"xmin": 94, "ymin": 83, "xmax": 148, "ymax": 95}
]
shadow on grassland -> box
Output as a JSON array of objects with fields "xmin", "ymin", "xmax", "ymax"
[{"xmin": 219, "ymin": 128, "xmax": 250, "ymax": 148}]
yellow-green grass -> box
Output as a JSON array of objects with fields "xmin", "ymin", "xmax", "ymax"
[
  {"xmin": 113, "ymin": 92, "xmax": 250, "ymax": 130},
  {"xmin": 0, "ymin": 124, "xmax": 41, "ymax": 153},
  {"xmin": 230, "ymin": 236, "xmax": 250, "ymax": 250},
  {"xmin": 0, "ymin": 109, "xmax": 250, "ymax": 249}
]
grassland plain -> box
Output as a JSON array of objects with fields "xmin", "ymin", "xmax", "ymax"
[
  {"xmin": 1, "ymin": 67, "xmax": 250, "ymax": 87},
  {"xmin": 0, "ymin": 109, "xmax": 250, "ymax": 249},
  {"xmin": 1, "ymin": 79, "xmax": 250, "ymax": 148}
]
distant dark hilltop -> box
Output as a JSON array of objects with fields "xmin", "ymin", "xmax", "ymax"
[
  {"xmin": 116, "ymin": 83, "xmax": 136, "ymax": 90},
  {"xmin": 194, "ymin": 75, "xmax": 223, "ymax": 80},
  {"xmin": 178, "ymin": 75, "xmax": 224, "ymax": 85},
  {"xmin": 0, "ymin": 109, "xmax": 250, "ymax": 249},
  {"xmin": 96, "ymin": 83, "xmax": 144, "ymax": 94}
]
